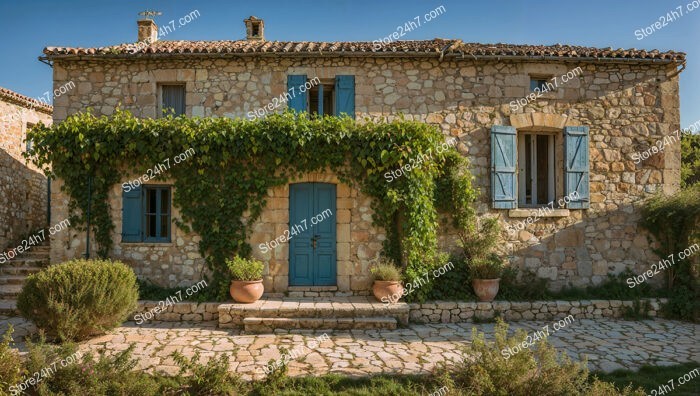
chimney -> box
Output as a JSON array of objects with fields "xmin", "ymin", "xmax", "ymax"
[
  {"xmin": 244, "ymin": 16, "xmax": 264, "ymax": 41},
  {"xmin": 137, "ymin": 19, "xmax": 158, "ymax": 43}
]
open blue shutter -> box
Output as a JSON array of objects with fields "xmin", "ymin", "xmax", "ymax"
[
  {"xmin": 287, "ymin": 75, "xmax": 307, "ymax": 113},
  {"xmin": 565, "ymin": 126, "xmax": 590, "ymax": 209},
  {"xmin": 335, "ymin": 75, "xmax": 355, "ymax": 118},
  {"xmin": 491, "ymin": 125, "xmax": 517, "ymax": 209},
  {"xmin": 122, "ymin": 186, "xmax": 142, "ymax": 242}
]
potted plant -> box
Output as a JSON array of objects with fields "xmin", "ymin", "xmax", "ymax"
[
  {"xmin": 470, "ymin": 253, "xmax": 504, "ymax": 302},
  {"xmin": 370, "ymin": 260, "xmax": 404, "ymax": 304},
  {"xmin": 226, "ymin": 256, "xmax": 265, "ymax": 303}
]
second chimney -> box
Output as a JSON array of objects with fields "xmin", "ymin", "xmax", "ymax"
[{"xmin": 137, "ymin": 19, "xmax": 158, "ymax": 43}]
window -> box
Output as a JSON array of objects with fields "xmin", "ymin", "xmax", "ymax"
[
  {"xmin": 491, "ymin": 125, "xmax": 590, "ymax": 210},
  {"xmin": 287, "ymin": 75, "xmax": 355, "ymax": 119},
  {"xmin": 160, "ymin": 85, "xmax": 185, "ymax": 117},
  {"xmin": 121, "ymin": 185, "xmax": 171, "ymax": 243},
  {"xmin": 518, "ymin": 133, "xmax": 555, "ymax": 206},
  {"xmin": 25, "ymin": 123, "xmax": 34, "ymax": 152},
  {"xmin": 530, "ymin": 77, "xmax": 551, "ymax": 92},
  {"xmin": 308, "ymin": 81, "xmax": 335, "ymax": 116}
]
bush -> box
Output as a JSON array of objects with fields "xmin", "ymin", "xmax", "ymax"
[
  {"xmin": 17, "ymin": 259, "xmax": 138, "ymax": 341},
  {"xmin": 454, "ymin": 319, "xmax": 645, "ymax": 395},
  {"xmin": 0, "ymin": 325, "xmax": 22, "ymax": 395},
  {"xmin": 370, "ymin": 259, "xmax": 402, "ymax": 281},
  {"xmin": 226, "ymin": 256, "xmax": 264, "ymax": 281},
  {"xmin": 171, "ymin": 351, "xmax": 244, "ymax": 395},
  {"xmin": 427, "ymin": 254, "xmax": 476, "ymax": 300}
]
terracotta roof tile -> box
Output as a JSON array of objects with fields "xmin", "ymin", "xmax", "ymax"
[
  {"xmin": 0, "ymin": 86, "xmax": 53, "ymax": 114},
  {"xmin": 42, "ymin": 39, "xmax": 685, "ymax": 61}
]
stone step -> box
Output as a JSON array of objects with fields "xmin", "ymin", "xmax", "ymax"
[
  {"xmin": 218, "ymin": 297, "xmax": 410, "ymax": 329},
  {"xmin": 0, "ymin": 284, "xmax": 23, "ymax": 299},
  {"xmin": 0, "ymin": 266, "xmax": 44, "ymax": 276},
  {"xmin": 0, "ymin": 275, "xmax": 26, "ymax": 285},
  {"xmin": 243, "ymin": 316, "xmax": 397, "ymax": 333},
  {"xmin": 0, "ymin": 299, "xmax": 17, "ymax": 315}
]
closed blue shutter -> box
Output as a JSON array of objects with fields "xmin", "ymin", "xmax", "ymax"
[
  {"xmin": 122, "ymin": 186, "xmax": 142, "ymax": 242},
  {"xmin": 491, "ymin": 125, "xmax": 517, "ymax": 209},
  {"xmin": 287, "ymin": 75, "xmax": 307, "ymax": 113},
  {"xmin": 565, "ymin": 126, "xmax": 590, "ymax": 209},
  {"xmin": 335, "ymin": 75, "xmax": 355, "ymax": 118}
]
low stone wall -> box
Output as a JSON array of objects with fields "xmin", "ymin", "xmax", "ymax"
[
  {"xmin": 408, "ymin": 298, "xmax": 667, "ymax": 323},
  {"xmin": 130, "ymin": 301, "xmax": 220, "ymax": 322}
]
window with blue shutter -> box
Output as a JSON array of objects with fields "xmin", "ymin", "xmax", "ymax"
[
  {"xmin": 121, "ymin": 185, "xmax": 172, "ymax": 243},
  {"xmin": 287, "ymin": 75, "xmax": 307, "ymax": 113},
  {"xmin": 334, "ymin": 75, "xmax": 355, "ymax": 119},
  {"xmin": 564, "ymin": 126, "xmax": 590, "ymax": 209},
  {"xmin": 491, "ymin": 125, "xmax": 518, "ymax": 209}
]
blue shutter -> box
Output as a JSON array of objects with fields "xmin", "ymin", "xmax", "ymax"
[
  {"xmin": 491, "ymin": 125, "xmax": 517, "ymax": 209},
  {"xmin": 122, "ymin": 186, "xmax": 142, "ymax": 242},
  {"xmin": 565, "ymin": 126, "xmax": 590, "ymax": 209},
  {"xmin": 335, "ymin": 75, "xmax": 355, "ymax": 118},
  {"xmin": 287, "ymin": 75, "xmax": 307, "ymax": 113}
]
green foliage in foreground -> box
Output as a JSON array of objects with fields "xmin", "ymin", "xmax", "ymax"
[
  {"xmin": 27, "ymin": 110, "xmax": 477, "ymax": 302},
  {"xmin": 595, "ymin": 363, "xmax": 700, "ymax": 396},
  {"xmin": 0, "ymin": 320, "xmax": 652, "ymax": 396}
]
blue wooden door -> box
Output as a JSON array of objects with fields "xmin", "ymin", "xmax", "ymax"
[{"xmin": 289, "ymin": 183, "xmax": 337, "ymax": 286}]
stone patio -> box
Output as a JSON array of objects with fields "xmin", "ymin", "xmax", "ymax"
[{"xmin": 2, "ymin": 316, "xmax": 697, "ymax": 380}]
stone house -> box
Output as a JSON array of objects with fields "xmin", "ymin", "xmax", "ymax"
[
  {"xmin": 0, "ymin": 87, "xmax": 52, "ymax": 251},
  {"xmin": 41, "ymin": 16, "xmax": 684, "ymax": 294}
]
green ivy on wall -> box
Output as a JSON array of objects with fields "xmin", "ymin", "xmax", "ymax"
[{"xmin": 27, "ymin": 110, "xmax": 477, "ymax": 301}]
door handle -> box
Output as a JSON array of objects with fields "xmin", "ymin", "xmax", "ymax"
[{"xmin": 311, "ymin": 234, "xmax": 320, "ymax": 249}]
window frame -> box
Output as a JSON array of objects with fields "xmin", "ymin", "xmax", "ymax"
[
  {"xmin": 308, "ymin": 79, "xmax": 336, "ymax": 116},
  {"xmin": 517, "ymin": 132, "xmax": 556, "ymax": 208},
  {"xmin": 142, "ymin": 185, "xmax": 171, "ymax": 243},
  {"xmin": 158, "ymin": 84, "xmax": 186, "ymax": 117},
  {"xmin": 529, "ymin": 76, "xmax": 552, "ymax": 92}
]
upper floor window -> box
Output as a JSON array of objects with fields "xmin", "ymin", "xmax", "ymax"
[
  {"xmin": 530, "ymin": 77, "xmax": 552, "ymax": 92},
  {"xmin": 25, "ymin": 123, "xmax": 35, "ymax": 152},
  {"xmin": 287, "ymin": 75, "xmax": 355, "ymax": 119},
  {"xmin": 159, "ymin": 84, "xmax": 185, "ymax": 117}
]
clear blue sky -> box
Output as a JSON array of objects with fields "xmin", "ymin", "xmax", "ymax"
[{"xmin": 1, "ymin": 0, "xmax": 697, "ymax": 126}]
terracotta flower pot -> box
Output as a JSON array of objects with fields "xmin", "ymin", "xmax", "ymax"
[
  {"xmin": 230, "ymin": 280, "xmax": 264, "ymax": 303},
  {"xmin": 372, "ymin": 280, "xmax": 404, "ymax": 304},
  {"xmin": 472, "ymin": 278, "xmax": 500, "ymax": 302}
]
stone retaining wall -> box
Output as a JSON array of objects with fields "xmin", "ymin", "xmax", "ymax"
[
  {"xmin": 409, "ymin": 298, "xmax": 667, "ymax": 323},
  {"xmin": 130, "ymin": 301, "xmax": 220, "ymax": 322},
  {"xmin": 128, "ymin": 298, "xmax": 667, "ymax": 324}
]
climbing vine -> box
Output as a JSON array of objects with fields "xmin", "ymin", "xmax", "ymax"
[{"xmin": 27, "ymin": 110, "xmax": 477, "ymax": 301}]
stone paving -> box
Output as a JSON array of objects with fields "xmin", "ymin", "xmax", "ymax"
[{"xmin": 2, "ymin": 316, "xmax": 697, "ymax": 380}]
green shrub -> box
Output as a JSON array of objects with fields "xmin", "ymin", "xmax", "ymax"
[
  {"xmin": 370, "ymin": 259, "xmax": 402, "ymax": 281},
  {"xmin": 454, "ymin": 319, "xmax": 645, "ymax": 395},
  {"xmin": 427, "ymin": 254, "xmax": 476, "ymax": 300},
  {"xmin": 498, "ymin": 268, "xmax": 551, "ymax": 300},
  {"xmin": 469, "ymin": 253, "xmax": 504, "ymax": 279},
  {"xmin": 226, "ymin": 256, "xmax": 264, "ymax": 281},
  {"xmin": 171, "ymin": 350, "xmax": 245, "ymax": 395},
  {"xmin": 681, "ymin": 130, "xmax": 700, "ymax": 188},
  {"xmin": 17, "ymin": 259, "xmax": 138, "ymax": 341},
  {"xmin": 0, "ymin": 326, "xmax": 23, "ymax": 395}
]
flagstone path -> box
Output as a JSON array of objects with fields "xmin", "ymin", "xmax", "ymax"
[{"xmin": 2, "ymin": 316, "xmax": 697, "ymax": 380}]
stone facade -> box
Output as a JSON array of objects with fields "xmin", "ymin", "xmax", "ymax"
[
  {"xmin": 0, "ymin": 88, "xmax": 51, "ymax": 251},
  {"xmin": 47, "ymin": 40, "xmax": 681, "ymax": 292}
]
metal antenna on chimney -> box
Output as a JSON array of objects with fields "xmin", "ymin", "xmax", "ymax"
[{"xmin": 138, "ymin": 10, "xmax": 162, "ymax": 20}]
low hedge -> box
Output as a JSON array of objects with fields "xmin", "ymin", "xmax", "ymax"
[{"xmin": 17, "ymin": 259, "xmax": 138, "ymax": 341}]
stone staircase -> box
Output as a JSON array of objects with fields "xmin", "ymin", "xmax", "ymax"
[
  {"xmin": 0, "ymin": 243, "xmax": 50, "ymax": 314},
  {"xmin": 218, "ymin": 296, "xmax": 410, "ymax": 333}
]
